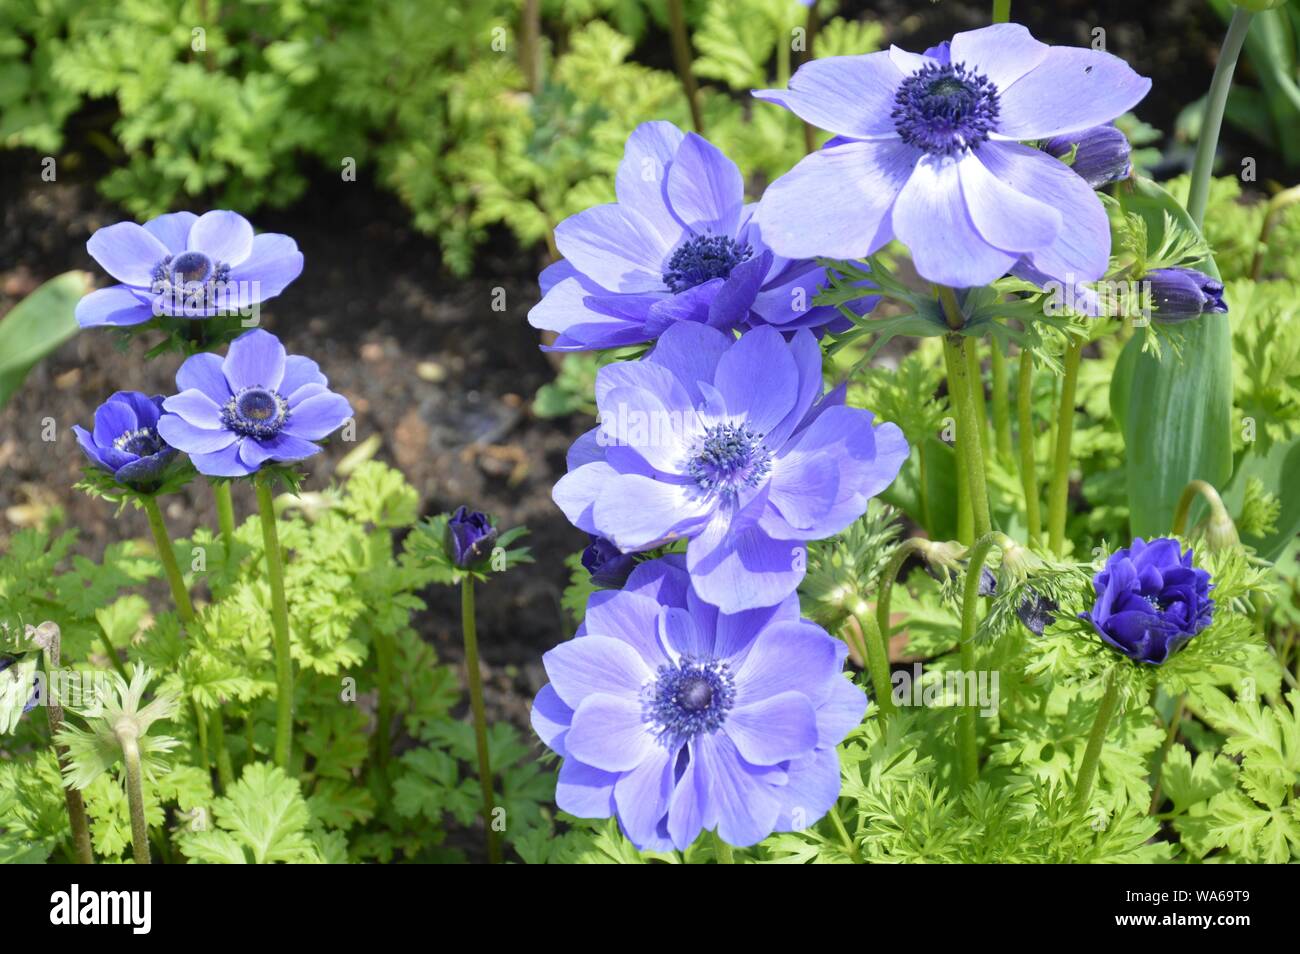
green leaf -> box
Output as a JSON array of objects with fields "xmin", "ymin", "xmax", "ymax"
[
  {"xmin": 0, "ymin": 271, "xmax": 88, "ymax": 407},
  {"xmin": 1112, "ymin": 177, "xmax": 1233, "ymax": 536},
  {"xmin": 179, "ymin": 762, "xmax": 317, "ymax": 864}
]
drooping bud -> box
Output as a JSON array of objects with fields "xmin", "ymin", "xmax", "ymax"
[
  {"xmin": 1143, "ymin": 268, "xmax": 1228, "ymax": 323},
  {"xmin": 1043, "ymin": 124, "xmax": 1132, "ymax": 189}
]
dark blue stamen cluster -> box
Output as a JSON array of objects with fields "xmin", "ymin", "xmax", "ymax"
[
  {"xmin": 221, "ymin": 386, "xmax": 289, "ymax": 440},
  {"xmin": 688, "ymin": 423, "xmax": 772, "ymax": 501},
  {"xmin": 150, "ymin": 252, "xmax": 233, "ymax": 301},
  {"xmin": 891, "ymin": 62, "xmax": 1000, "ymax": 157},
  {"xmin": 648, "ymin": 657, "xmax": 735, "ymax": 741},
  {"xmin": 113, "ymin": 426, "xmax": 165, "ymax": 458},
  {"xmin": 662, "ymin": 234, "xmax": 753, "ymax": 293}
]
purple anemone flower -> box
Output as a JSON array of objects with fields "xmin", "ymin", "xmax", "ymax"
[
  {"xmin": 157, "ymin": 329, "xmax": 352, "ymax": 477},
  {"xmin": 446, "ymin": 507, "xmax": 498, "ymax": 567},
  {"xmin": 1144, "ymin": 268, "xmax": 1228, "ymax": 323},
  {"xmin": 76, "ymin": 210, "xmax": 303, "ymax": 327},
  {"xmin": 753, "ymin": 23, "xmax": 1151, "ymax": 288},
  {"xmin": 531, "ymin": 555, "xmax": 866, "ymax": 850},
  {"xmin": 72, "ymin": 391, "xmax": 178, "ymax": 490},
  {"xmin": 553, "ymin": 322, "xmax": 908, "ymax": 613},
  {"xmin": 528, "ymin": 122, "xmax": 874, "ymax": 351},
  {"xmin": 1081, "ymin": 538, "xmax": 1214, "ymax": 665}
]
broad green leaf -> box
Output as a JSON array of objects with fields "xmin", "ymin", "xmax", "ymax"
[
  {"xmin": 0, "ymin": 270, "xmax": 88, "ymax": 407},
  {"xmin": 1112, "ymin": 177, "xmax": 1233, "ymax": 536}
]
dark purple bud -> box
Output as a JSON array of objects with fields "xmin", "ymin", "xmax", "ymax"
[
  {"xmin": 978, "ymin": 566, "xmax": 998, "ymax": 597},
  {"xmin": 1079, "ymin": 537, "xmax": 1214, "ymax": 665},
  {"xmin": 581, "ymin": 536, "xmax": 636, "ymax": 589},
  {"xmin": 1144, "ymin": 268, "xmax": 1228, "ymax": 323},
  {"xmin": 1043, "ymin": 124, "xmax": 1132, "ymax": 189},
  {"xmin": 445, "ymin": 506, "xmax": 498, "ymax": 568},
  {"xmin": 1016, "ymin": 592, "xmax": 1058, "ymax": 636}
]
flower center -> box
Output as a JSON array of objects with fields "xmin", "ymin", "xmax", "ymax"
[
  {"xmin": 151, "ymin": 252, "xmax": 233, "ymax": 309},
  {"xmin": 113, "ymin": 426, "xmax": 164, "ymax": 458},
  {"xmin": 687, "ymin": 423, "xmax": 772, "ymax": 502},
  {"xmin": 662, "ymin": 234, "xmax": 753, "ymax": 293},
  {"xmin": 649, "ymin": 657, "xmax": 735, "ymax": 741},
  {"xmin": 891, "ymin": 62, "xmax": 1000, "ymax": 157},
  {"xmin": 221, "ymin": 386, "xmax": 289, "ymax": 439}
]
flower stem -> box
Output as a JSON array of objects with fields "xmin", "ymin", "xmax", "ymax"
[
  {"xmin": 372, "ymin": 622, "xmax": 395, "ymax": 776},
  {"xmin": 875, "ymin": 538, "xmax": 928, "ymax": 657},
  {"xmin": 827, "ymin": 806, "xmax": 860, "ymax": 862},
  {"xmin": 117, "ymin": 726, "xmax": 151, "ymax": 865},
  {"xmin": 851, "ymin": 600, "xmax": 896, "ymax": 717},
  {"xmin": 255, "ymin": 475, "xmax": 294, "ymax": 770},
  {"xmin": 1147, "ymin": 694, "xmax": 1185, "ymax": 814},
  {"xmin": 1047, "ymin": 338, "xmax": 1082, "ymax": 556},
  {"xmin": 1016, "ymin": 349, "xmax": 1043, "ymax": 547},
  {"xmin": 461, "ymin": 576, "xmax": 501, "ymax": 864},
  {"xmin": 142, "ymin": 496, "xmax": 194, "ymax": 623},
  {"xmin": 39, "ymin": 630, "xmax": 93, "ymax": 864},
  {"xmin": 800, "ymin": 3, "xmax": 821, "ymax": 153},
  {"xmin": 943, "ymin": 333, "xmax": 993, "ymax": 540},
  {"xmin": 1072, "ymin": 668, "xmax": 1121, "ymax": 813},
  {"xmin": 667, "ymin": 0, "xmax": 704, "ymax": 133},
  {"xmin": 1170, "ymin": 479, "xmax": 1227, "ymax": 535},
  {"xmin": 711, "ymin": 831, "xmax": 735, "ymax": 864},
  {"xmin": 992, "ymin": 0, "xmax": 1011, "ymax": 24},
  {"xmin": 213, "ymin": 480, "xmax": 235, "ymax": 557},
  {"xmin": 208, "ymin": 708, "xmax": 234, "ymax": 792},
  {"xmin": 957, "ymin": 533, "xmax": 1004, "ymax": 788},
  {"xmin": 1187, "ymin": 8, "xmax": 1254, "ymax": 228},
  {"xmin": 966, "ymin": 340, "xmax": 991, "ymax": 461},
  {"xmin": 990, "ymin": 345, "xmax": 1013, "ymax": 461}
]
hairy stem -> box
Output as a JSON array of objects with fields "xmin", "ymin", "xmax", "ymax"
[
  {"xmin": 990, "ymin": 345, "xmax": 1013, "ymax": 461},
  {"xmin": 1047, "ymin": 338, "xmax": 1082, "ymax": 556},
  {"xmin": 800, "ymin": 3, "xmax": 821, "ymax": 153},
  {"xmin": 255, "ymin": 475, "xmax": 294, "ymax": 770},
  {"xmin": 40, "ymin": 630, "xmax": 93, "ymax": 864},
  {"xmin": 667, "ymin": 0, "xmax": 704, "ymax": 133},
  {"xmin": 966, "ymin": 340, "xmax": 991, "ymax": 462},
  {"xmin": 213, "ymin": 480, "xmax": 236, "ymax": 563},
  {"xmin": 461, "ymin": 576, "xmax": 501, "ymax": 864},
  {"xmin": 1072, "ymin": 668, "xmax": 1122, "ymax": 813},
  {"xmin": 142, "ymin": 496, "xmax": 195, "ymax": 623},
  {"xmin": 876, "ymin": 538, "xmax": 928, "ymax": 655},
  {"xmin": 1187, "ymin": 8, "xmax": 1254, "ymax": 227},
  {"xmin": 1170, "ymin": 478, "xmax": 1228, "ymax": 535},
  {"xmin": 992, "ymin": 0, "xmax": 1011, "ymax": 24},
  {"xmin": 943, "ymin": 333, "xmax": 993, "ymax": 540},
  {"xmin": 118, "ymin": 727, "xmax": 151, "ymax": 865},
  {"xmin": 851, "ymin": 600, "xmax": 896, "ymax": 717},
  {"xmin": 957, "ymin": 533, "xmax": 1008, "ymax": 787},
  {"xmin": 208, "ymin": 708, "xmax": 234, "ymax": 792},
  {"xmin": 1017, "ymin": 350, "xmax": 1043, "ymax": 547}
]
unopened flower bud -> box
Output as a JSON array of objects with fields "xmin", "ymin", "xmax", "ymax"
[{"xmin": 1043, "ymin": 125, "xmax": 1132, "ymax": 189}]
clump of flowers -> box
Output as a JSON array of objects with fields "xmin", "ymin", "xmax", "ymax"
[
  {"xmin": 531, "ymin": 556, "xmax": 864, "ymax": 849},
  {"xmin": 1081, "ymin": 538, "xmax": 1215, "ymax": 664}
]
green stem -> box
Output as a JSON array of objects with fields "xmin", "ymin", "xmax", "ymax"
[
  {"xmin": 40, "ymin": 632, "xmax": 93, "ymax": 864},
  {"xmin": 992, "ymin": 0, "xmax": 1011, "ymax": 24},
  {"xmin": 373, "ymin": 623, "xmax": 395, "ymax": 774},
  {"xmin": 875, "ymin": 538, "xmax": 928, "ymax": 655},
  {"xmin": 827, "ymin": 806, "xmax": 860, "ymax": 862},
  {"xmin": 1170, "ymin": 479, "xmax": 1227, "ymax": 535},
  {"xmin": 1147, "ymin": 694, "xmax": 1185, "ymax": 815},
  {"xmin": 917, "ymin": 440, "xmax": 933, "ymax": 532},
  {"xmin": 957, "ymin": 533, "xmax": 1005, "ymax": 788},
  {"xmin": 1072, "ymin": 668, "xmax": 1122, "ymax": 813},
  {"xmin": 711, "ymin": 831, "xmax": 735, "ymax": 864},
  {"xmin": 255, "ymin": 475, "xmax": 295, "ymax": 770},
  {"xmin": 1187, "ymin": 8, "xmax": 1255, "ymax": 228},
  {"xmin": 209, "ymin": 709, "xmax": 234, "ymax": 792},
  {"xmin": 213, "ymin": 480, "xmax": 235, "ymax": 573},
  {"xmin": 461, "ymin": 576, "xmax": 501, "ymax": 864},
  {"xmin": 1047, "ymin": 338, "xmax": 1082, "ymax": 556},
  {"xmin": 800, "ymin": 3, "xmax": 821, "ymax": 153},
  {"xmin": 943, "ymin": 333, "xmax": 993, "ymax": 539},
  {"xmin": 966, "ymin": 340, "xmax": 991, "ymax": 462},
  {"xmin": 142, "ymin": 496, "xmax": 195, "ymax": 623},
  {"xmin": 118, "ymin": 728, "xmax": 151, "ymax": 865},
  {"xmin": 192, "ymin": 700, "xmax": 210, "ymax": 777},
  {"xmin": 851, "ymin": 600, "xmax": 896, "ymax": 717},
  {"xmin": 1016, "ymin": 349, "xmax": 1043, "ymax": 547},
  {"xmin": 100, "ymin": 632, "xmax": 130, "ymax": 682},
  {"xmin": 667, "ymin": 0, "xmax": 704, "ymax": 133},
  {"xmin": 990, "ymin": 345, "xmax": 1013, "ymax": 461}
]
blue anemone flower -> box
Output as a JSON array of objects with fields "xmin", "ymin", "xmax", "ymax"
[
  {"xmin": 553, "ymin": 322, "xmax": 908, "ymax": 613},
  {"xmin": 76, "ymin": 210, "xmax": 303, "ymax": 327},
  {"xmin": 1081, "ymin": 538, "xmax": 1214, "ymax": 665},
  {"xmin": 72, "ymin": 391, "xmax": 178, "ymax": 491},
  {"xmin": 157, "ymin": 329, "xmax": 352, "ymax": 477},
  {"xmin": 531, "ymin": 555, "xmax": 866, "ymax": 850},
  {"xmin": 753, "ymin": 23, "xmax": 1151, "ymax": 288},
  {"xmin": 528, "ymin": 122, "xmax": 875, "ymax": 351}
]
